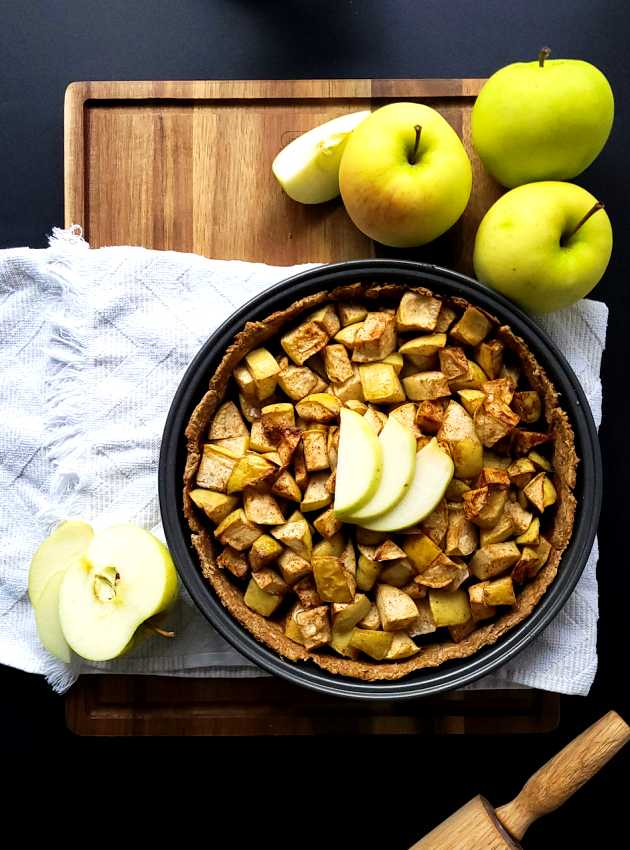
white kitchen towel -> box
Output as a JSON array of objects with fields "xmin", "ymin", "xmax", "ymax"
[{"xmin": 0, "ymin": 229, "xmax": 606, "ymax": 695}]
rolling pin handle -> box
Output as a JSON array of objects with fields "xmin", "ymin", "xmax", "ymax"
[{"xmin": 495, "ymin": 711, "xmax": 630, "ymax": 841}]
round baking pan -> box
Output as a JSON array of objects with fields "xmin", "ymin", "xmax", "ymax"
[{"xmin": 159, "ymin": 259, "xmax": 601, "ymax": 700}]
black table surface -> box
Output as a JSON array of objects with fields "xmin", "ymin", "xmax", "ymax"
[{"xmin": 1, "ymin": 0, "xmax": 628, "ymax": 844}]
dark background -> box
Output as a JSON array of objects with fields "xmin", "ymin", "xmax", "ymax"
[{"xmin": 1, "ymin": 0, "xmax": 628, "ymax": 845}]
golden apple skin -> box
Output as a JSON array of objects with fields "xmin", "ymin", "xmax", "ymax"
[
  {"xmin": 339, "ymin": 102, "xmax": 472, "ymax": 247},
  {"xmin": 473, "ymin": 181, "xmax": 612, "ymax": 314},
  {"xmin": 472, "ymin": 58, "xmax": 614, "ymax": 188}
]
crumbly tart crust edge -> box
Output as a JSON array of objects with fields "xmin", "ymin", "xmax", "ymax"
[{"xmin": 182, "ymin": 282, "xmax": 578, "ymax": 681}]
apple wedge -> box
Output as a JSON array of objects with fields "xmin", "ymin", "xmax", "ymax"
[
  {"xmin": 59, "ymin": 525, "xmax": 178, "ymax": 662},
  {"xmin": 344, "ymin": 416, "xmax": 416, "ymax": 522},
  {"xmin": 272, "ymin": 111, "xmax": 370, "ymax": 204},
  {"xmin": 360, "ymin": 438, "xmax": 454, "ymax": 532},
  {"xmin": 333, "ymin": 408, "xmax": 383, "ymax": 518},
  {"xmin": 34, "ymin": 571, "xmax": 72, "ymax": 663},
  {"xmin": 28, "ymin": 519, "xmax": 94, "ymax": 606}
]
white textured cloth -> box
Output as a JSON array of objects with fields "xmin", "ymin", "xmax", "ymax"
[{"xmin": 0, "ymin": 230, "xmax": 606, "ymax": 695}]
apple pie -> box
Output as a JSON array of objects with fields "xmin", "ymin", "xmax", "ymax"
[{"xmin": 183, "ymin": 282, "xmax": 577, "ymax": 680}]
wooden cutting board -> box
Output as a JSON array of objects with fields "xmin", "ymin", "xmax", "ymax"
[{"xmin": 63, "ymin": 78, "xmax": 558, "ymax": 736}]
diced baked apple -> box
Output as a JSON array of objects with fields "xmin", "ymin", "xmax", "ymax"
[
  {"xmin": 313, "ymin": 556, "xmax": 355, "ymax": 602},
  {"xmin": 448, "ymin": 361, "xmax": 488, "ymax": 391},
  {"xmin": 375, "ymin": 584, "xmax": 418, "ymax": 632},
  {"xmin": 482, "ymin": 378, "xmax": 515, "ymax": 406},
  {"xmin": 331, "ymin": 366, "xmax": 364, "ymax": 403},
  {"xmin": 469, "ymin": 542, "xmax": 521, "ymax": 580},
  {"xmin": 271, "ymin": 469, "xmax": 302, "ymax": 502},
  {"xmin": 296, "ymin": 605, "xmax": 331, "ymax": 650},
  {"xmin": 332, "ymin": 593, "xmax": 371, "ymax": 631},
  {"xmin": 189, "ymin": 489, "xmax": 238, "ymax": 525},
  {"xmin": 338, "ymin": 302, "xmax": 368, "ymax": 327},
  {"xmin": 238, "ymin": 392, "xmax": 261, "ymax": 424},
  {"xmin": 356, "ymin": 554, "xmax": 382, "ymax": 592},
  {"xmin": 445, "ymin": 507, "xmax": 478, "ymax": 557},
  {"xmin": 293, "ymin": 575, "xmax": 321, "ymax": 608},
  {"xmin": 475, "ymin": 339, "xmax": 504, "ymax": 380},
  {"xmin": 408, "ymin": 597, "xmax": 437, "ymax": 636},
  {"xmin": 244, "ymin": 577, "xmax": 282, "ymax": 617},
  {"xmin": 349, "ymin": 628, "xmax": 393, "ymax": 660},
  {"xmin": 476, "ymin": 467, "xmax": 510, "ymax": 488},
  {"xmin": 351, "ymin": 312, "xmax": 397, "ymax": 362},
  {"xmin": 414, "ymin": 553, "xmax": 462, "ymax": 589},
  {"xmin": 508, "ymin": 457, "xmax": 536, "ymax": 488},
  {"xmin": 385, "ymin": 632, "xmax": 420, "ymax": 659},
  {"xmin": 403, "ymin": 371, "xmax": 451, "ymax": 401},
  {"xmin": 209, "ymin": 401, "xmax": 249, "ymax": 439},
  {"xmin": 363, "ymin": 404, "xmax": 388, "ymax": 434},
  {"xmin": 217, "ymin": 546, "xmax": 249, "ymax": 579},
  {"xmin": 483, "ymin": 575, "xmax": 516, "ymax": 606},
  {"xmin": 428, "ymin": 589, "xmax": 471, "ymax": 627},
  {"xmin": 399, "ymin": 334, "xmax": 448, "ymax": 364},
  {"xmin": 438, "ymin": 400, "xmax": 483, "ymax": 480},
  {"xmin": 523, "ymin": 472, "xmax": 557, "ymax": 512},
  {"xmin": 379, "ymin": 558, "xmax": 415, "ymax": 587},
  {"xmin": 211, "ymin": 435, "xmax": 250, "ymax": 458},
  {"xmin": 324, "ymin": 344, "xmax": 354, "ymax": 383},
  {"xmin": 396, "ymin": 291, "xmax": 442, "ymax": 332},
  {"xmin": 281, "ymin": 320, "xmax": 329, "ymax": 365},
  {"xmin": 196, "ymin": 445, "xmax": 237, "ymax": 492},
  {"xmin": 302, "ymin": 429, "xmax": 329, "ymax": 472},
  {"xmin": 516, "ymin": 516, "xmax": 540, "ymax": 546},
  {"xmin": 357, "ymin": 602, "xmax": 381, "ymax": 630},
  {"xmin": 252, "ymin": 567, "xmax": 289, "ymax": 596},
  {"xmin": 301, "ymin": 471, "xmax": 333, "ymax": 512},
  {"xmin": 284, "ymin": 602, "xmax": 307, "ymax": 645},
  {"xmin": 528, "ymin": 450, "xmax": 552, "ymax": 472},
  {"xmin": 512, "ymin": 430, "xmax": 552, "ymax": 455},
  {"xmin": 249, "ymin": 534, "xmax": 283, "ymax": 570},
  {"xmin": 512, "ymin": 391, "xmax": 542, "ymax": 424},
  {"xmin": 271, "ymin": 510, "xmax": 312, "ymax": 560},
  {"xmin": 359, "ymin": 363, "xmax": 405, "ymax": 404},
  {"xmin": 504, "ymin": 500, "xmax": 533, "ymax": 535},
  {"xmin": 261, "ymin": 402, "xmax": 295, "ymax": 429},
  {"xmin": 468, "ymin": 582, "xmax": 496, "ymax": 622},
  {"xmin": 474, "ymin": 398, "xmax": 520, "ymax": 447},
  {"xmin": 227, "ymin": 453, "xmax": 276, "ymax": 494},
  {"xmin": 450, "ymin": 306, "xmax": 492, "ymax": 346},
  {"xmin": 234, "ymin": 364, "xmax": 257, "ymax": 399},
  {"xmin": 214, "ymin": 509, "xmax": 262, "ymax": 551},
  {"xmin": 479, "ymin": 513, "xmax": 515, "ymax": 546},
  {"xmin": 278, "ymin": 549, "xmax": 312, "ymax": 585},
  {"xmin": 243, "ymin": 489, "xmax": 285, "ymax": 525},
  {"xmin": 439, "ymin": 346, "xmax": 469, "ymax": 380},
  {"xmin": 278, "ymin": 363, "xmax": 320, "ymax": 400},
  {"xmin": 244, "ymin": 348, "xmax": 280, "ymax": 400},
  {"xmin": 400, "ymin": 532, "xmax": 440, "ymax": 572},
  {"xmin": 309, "ymin": 304, "xmax": 340, "ymax": 336},
  {"xmin": 296, "ymin": 392, "xmax": 341, "ymax": 422},
  {"xmin": 334, "ymin": 323, "xmax": 362, "ymax": 349},
  {"xmin": 420, "ymin": 498, "xmax": 449, "ymax": 547},
  {"xmin": 435, "ymin": 303, "xmax": 458, "ymax": 333}
]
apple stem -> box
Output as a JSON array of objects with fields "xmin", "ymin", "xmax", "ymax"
[
  {"xmin": 562, "ymin": 202, "xmax": 605, "ymax": 245},
  {"xmin": 148, "ymin": 626, "xmax": 176, "ymax": 639},
  {"xmin": 409, "ymin": 124, "xmax": 422, "ymax": 165},
  {"xmin": 538, "ymin": 46, "xmax": 551, "ymax": 67}
]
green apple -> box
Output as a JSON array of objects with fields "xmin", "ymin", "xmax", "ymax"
[
  {"xmin": 472, "ymin": 49, "xmax": 614, "ymax": 188},
  {"xmin": 34, "ymin": 571, "xmax": 72, "ymax": 663},
  {"xmin": 28, "ymin": 519, "xmax": 94, "ymax": 607},
  {"xmin": 59, "ymin": 525, "xmax": 178, "ymax": 662},
  {"xmin": 333, "ymin": 408, "xmax": 383, "ymax": 517},
  {"xmin": 339, "ymin": 101, "xmax": 472, "ymax": 247},
  {"xmin": 272, "ymin": 111, "xmax": 370, "ymax": 204},
  {"xmin": 473, "ymin": 181, "xmax": 612, "ymax": 313},
  {"xmin": 361, "ymin": 438, "xmax": 454, "ymax": 532},
  {"xmin": 345, "ymin": 416, "xmax": 416, "ymax": 522}
]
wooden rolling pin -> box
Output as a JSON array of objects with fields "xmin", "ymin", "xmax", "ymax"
[{"xmin": 409, "ymin": 711, "xmax": 629, "ymax": 849}]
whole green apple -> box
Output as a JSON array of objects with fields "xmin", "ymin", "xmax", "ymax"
[
  {"xmin": 473, "ymin": 181, "xmax": 612, "ymax": 314},
  {"xmin": 472, "ymin": 49, "xmax": 614, "ymax": 188},
  {"xmin": 339, "ymin": 102, "xmax": 472, "ymax": 247}
]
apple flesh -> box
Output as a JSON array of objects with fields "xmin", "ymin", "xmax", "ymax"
[
  {"xmin": 333, "ymin": 408, "xmax": 383, "ymax": 518},
  {"xmin": 339, "ymin": 101, "xmax": 472, "ymax": 247},
  {"xmin": 473, "ymin": 181, "xmax": 612, "ymax": 314},
  {"xmin": 272, "ymin": 111, "xmax": 370, "ymax": 204},
  {"xmin": 59, "ymin": 525, "xmax": 178, "ymax": 662},
  {"xmin": 344, "ymin": 416, "xmax": 416, "ymax": 522},
  {"xmin": 472, "ymin": 52, "xmax": 614, "ymax": 188},
  {"xmin": 361, "ymin": 438, "xmax": 454, "ymax": 532},
  {"xmin": 28, "ymin": 519, "xmax": 94, "ymax": 607}
]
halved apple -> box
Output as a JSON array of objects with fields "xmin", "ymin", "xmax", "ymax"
[
  {"xmin": 34, "ymin": 571, "xmax": 71, "ymax": 663},
  {"xmin": 334, "ymin": 408, "xmax": 383, "ymax": 518},
  {"xmin": 28, "ymin": 520, "xmax": 94, "ymax": 607},
  {"xmin": 361, "ymin": 438, "xmax": 454, "ymax": 532},
  {"xmin": 344, "ymin": 416, "xmax": 416, "ymax": 522},
  {"xmin": 59, "ymin": 525, "xmax": 178, "ymax": 662},
  {"xmin": 272, "ymin": 111, "xmax": 370, "ymax": 204}
]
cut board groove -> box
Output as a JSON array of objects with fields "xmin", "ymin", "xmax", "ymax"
[{"xmin": 64, "ymin": 79, "xmax": 556, "ymax": 736}]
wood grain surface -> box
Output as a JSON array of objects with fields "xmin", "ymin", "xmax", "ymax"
[
  {"xmin": 64, "ymin": 78, "xmax": 499, "ymax": 270},
  {"xmin": 64, "ymin": 78, "xmax": 552, "ymax": 736}
]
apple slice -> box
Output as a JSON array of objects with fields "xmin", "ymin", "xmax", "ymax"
[
  {"xmin": 28, "ymin": 519, "xmax": 94, "ymax": 606},
  {"xmin": 334, "ymin": 408, "xmax": 383, "ymax": 518},
  {"xmin": 272, "ymin": 111, "xmax": 370, "ymax": 204},
  {"xmin": 34, "ymin": 571, "xmax": 71, "ymax": 663},
  {"xmin": 360, "ymin": 438, "xmax": 454, "ymax": 532},
  {"xmin": 345, "ymin": 416, "xmax": 416, "ymax": 522},
  {"xmin": 59, "ymin": 525, "xmax": 178, "ymax": 662}
]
